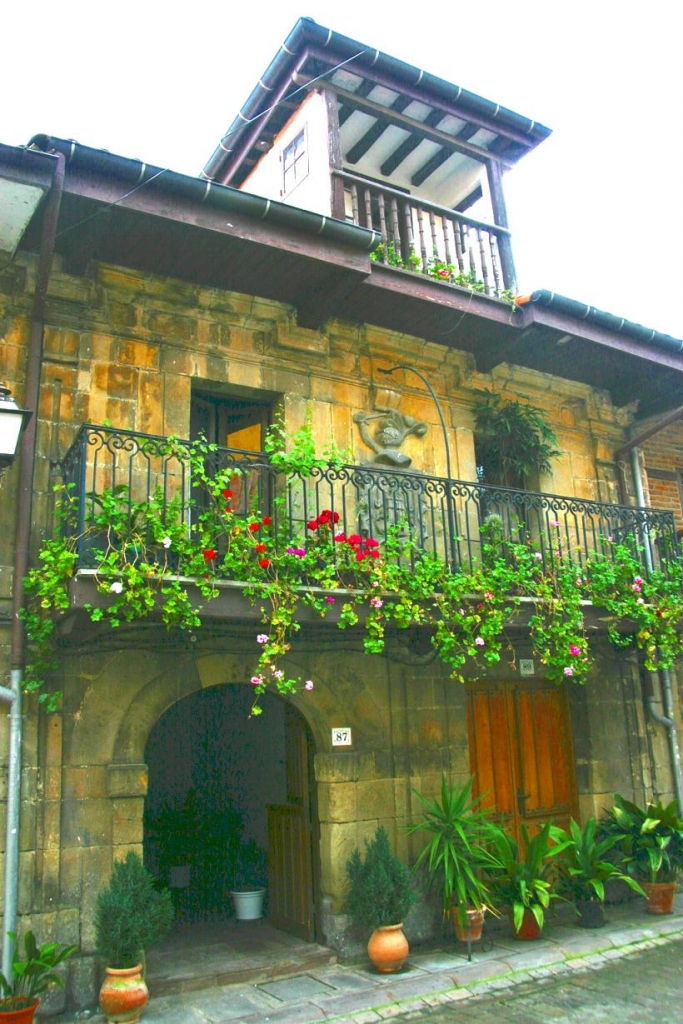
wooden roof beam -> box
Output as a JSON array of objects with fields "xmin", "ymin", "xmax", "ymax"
[
  {"xmin": 346, "ymin": 95, "xmax": 412, "ymax": 164},
  {"xmin": 380, "ymin": 110, "xmax": 444, "ymax": 176}
]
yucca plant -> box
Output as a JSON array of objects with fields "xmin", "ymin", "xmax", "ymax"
[
  {"xmin": 485, "ymin": 822, "xmax": 570, "ymax": 934},
  {"xmin": 407, "ymin": 776, "xmax": 499, "ymax": 928}
]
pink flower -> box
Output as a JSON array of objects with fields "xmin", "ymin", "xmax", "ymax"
[
  {"xmin": 287, "ymin": 546, "xmax": 306, "ymax": 557},
  {"xmin": 304, "ymin": 680, "xmax": 314, "ymax": 691},
  {"xmin": 533, "ymin": 552, "xmax": 543, "ymax": 561},
  {"xmin": 325, "ymin": 596, "xmax": 335, "ymax": 604},
  {"xmin": 634, "ymin": 576, "xmax": 643, "ymax": 585},
  {"xmin": 370, "ymin": 597, "xmax": 383, "ymax": 609},
  {"xmin": 636, "ymin": 597, "xmax": 645, "ymax": 605},
  {"xmin": 569, "ymin": 644, "xmax": 581, "ymax": 657},
  {"xmin": 484, "ymin": 591, "xmax": 494, "ymax": 601},
  {"xmin": 564, "ymin": 666, "xmax": 574, "ymax": 677},
  {"xmin": 549, "ymin": 519, "xmax": 560, "ymax": 528},
  {"xmin": 273, "ymin": 669, "xmax": 284, "ymax": 681},
  {"xmin": 250, "ymin": 674, "xmax": 264, "ymax": 686},
  {"xmin": 474, "ymin": 637, "xmax": 485, "ymax": 647},
  {"xmin": 256, "ymin": 633, "xmax": 269, "ymax": 645},
  {"xmin": 632, "ymin": 583, "xmax": 642, "ymax": 593}
]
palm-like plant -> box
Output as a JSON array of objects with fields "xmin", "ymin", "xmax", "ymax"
[
  {"xmin": 407, "ymin": 776, "xmax": 498, "ymax": 927},
  {"xmin": 474, "ymin": 392, "xmax": 559, "ymax": 488},
  {"xmin": 485, "ymin": 822, "xmax": 570, "ymax": 933},
  {"xmin": 0, "ymin": 931, "xmax": 76, "ymax": 1011},
  {"xmin": 555, "ymin": 817, "xmax": 645, "ymax": 904}
]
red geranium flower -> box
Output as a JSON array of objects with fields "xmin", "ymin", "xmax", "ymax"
[
  {"xmin": 221, "ymin": 489, "xmax": 233, "ymax": 498},
  {"xmin": 307, "ymin": 519, "xmax": 319, "ymax": 531},
  {"xmin": 255, "ymin": 543, "xmax": 268, "ymax": 553},
  {"xmin": 259, "ymin": 558, "xmax": 270, "ymax": 569},
  {"xmin": 248, "ymin": 522, "xmax": 260, "ymax": 532},
  {"xmin": 365, "ymin": 537, "xmax": 379, "ymax": 548},
  {"xmin": 262, "ymin": 515, "xmax": 272, "ymax": 526},
  {"xmin": 347, "ymin": 534, "xmax": 362, "ymax": 546},
  {"xmin": 203, "ymin": 548, "xmax": 217, "ymax": 561},
  {"xmin": 318, "ymin": 510, "xmax": 331, "ymax": 525}
]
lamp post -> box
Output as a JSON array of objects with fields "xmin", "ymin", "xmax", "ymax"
[
  {"xmin": 0, "ymin": 383, "xmax": 32, "ymax": 477},
  {"xmin": 377, "ymin": 365, "xmax": 457, "ymax": 567}
]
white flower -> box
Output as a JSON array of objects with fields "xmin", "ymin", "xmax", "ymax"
[
  {"xmin": 162, "ymin": 536, "xmax": 172, "ymax": 548},
  {"xmin": 109, "ymin": 581, "xmax": 123, "ymax": 594},
  {"xmin": 304, "ymin": 680, "xmax": 314, "ymax": 691}
]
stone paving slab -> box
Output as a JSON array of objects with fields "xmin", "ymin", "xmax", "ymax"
[{"xmin": 259, "ymin": 975, "xmax": 337, "ymax": 1001}]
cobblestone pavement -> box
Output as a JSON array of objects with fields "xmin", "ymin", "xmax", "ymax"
[{"xmin": 386, "ymin": 937, "xmax": 683, "ymax": 1023}]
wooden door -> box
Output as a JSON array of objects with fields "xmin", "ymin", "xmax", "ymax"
[
  {"xmin": 267, "ymin": 706, "xmax": 316, "ymax": 939},
  {"xmin": 467, "ymin": 680, "xmax": 577, "ymax": 839}
]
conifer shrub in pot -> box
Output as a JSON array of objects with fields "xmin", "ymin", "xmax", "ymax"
[
  {"xmin": 0, "ymin": 931, "xmax": 76, "ymax": 1022},
  {"xmin": 345, "ymin": 826, "xmax": 415, "ymax": 973},
  {"xmin": 95, "ymin": 852, "xmax": 174, "ymax": 1023}
]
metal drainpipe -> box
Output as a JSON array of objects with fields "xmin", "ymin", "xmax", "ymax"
[
  {"xmin": 630, "ymin": 446, "xmax": 683, "ymax": 810},
  {"xmin": 2, "ymin": 149, "xmax": 64, "ymax": 981}
]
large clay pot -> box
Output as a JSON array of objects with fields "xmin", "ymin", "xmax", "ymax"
[
  {"xmin": 452, "ymin": 906, "xmax": 486, "ymax": 943},
  {"xmin": 512, "ymin": 907, "xmax": 542, "ymax": 940},
  {"xmin": 643, "ymin": 880, "xmax": 676, "ymax": 915},
  {"xmin": 367, "ymin": 923, "xmax": 409, "ymax": 973},
  {"xmin": 98, "ymin": 964, "xmax": 149, "ymax": 1023},
  {"xmin": 0, "ymin": 998, "xmax": 40, "ymax": 1023}
]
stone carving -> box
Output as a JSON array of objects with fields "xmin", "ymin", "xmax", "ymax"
[{"xmin": 352, "ymin": 410, "xmax": 427, "ymax": 468}]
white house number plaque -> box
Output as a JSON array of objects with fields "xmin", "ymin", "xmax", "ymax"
[{"xmin": 332, "ymin": 727, "xmax": 352, "ymax": 747}]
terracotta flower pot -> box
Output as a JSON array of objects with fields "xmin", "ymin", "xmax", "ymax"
[
  {"xmin": 98, "ymin": 964, "xmax": 149, "ymax": 1023},
  {"xmin": 452, "ymin": 906, "xmax": 486, "ymax": 942},
  {"xmin": 643, "ymin": 880, "xmax": 676, "ymax": 915},
  {"xmin": 367, "ymin": 923, "xmax": 409, "ymax": 973},
  {"xmin": 0, "ymin": 998, "xmax": 40, "ymax": 1023},
  {"xmin": 512, "ymin": 907, "xmax": 542, "ymax": 940}
]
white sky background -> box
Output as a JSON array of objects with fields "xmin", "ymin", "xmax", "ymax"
[{"xmin": 3, "ymin": 0, "xmax": 682, "ymax": 339}]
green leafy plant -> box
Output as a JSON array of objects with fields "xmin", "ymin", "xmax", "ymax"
[
  {"xmin": 345, "ymin": 826, "xmax": 415, "ymax": 934},
  {"xmin": 554, "ymin": 817, "xmax": 645, "ymax": 906},
  {"xmin": 407, "ymin": 776, "xmax": 499, "ymax": 927},
  {"xmin": 0, "ymin": 931, "xmax": 76, "ymax": 1011},
  {"xmin": 474, "ymin": 392, "xmax": 560, "ymax": 488},
  {"xmin": 231, "ymin": 839, "xmax": 268, "ymax": 891},
  {"xmin": 95, "ymin": 852, "xmax": 174, "ymax": 969},
  {"xmin": 263, "ymin": 410, "xmax": 349, "ymax": 475},
  {"xmin": 601, "ymin": 794, "xmax": 683, "ymax": 883},
  {"xmin": 484, "ymin": 822, "xmax": 570, "ymax": 933}
]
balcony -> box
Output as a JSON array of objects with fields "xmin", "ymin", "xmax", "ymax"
[
  {"xmin": 61, "ymin": 426, "xmax": 676, "ymax": 577},
  {"xmin": 337, "ymin": 170, "xmax": 515, "ymax": 297}
]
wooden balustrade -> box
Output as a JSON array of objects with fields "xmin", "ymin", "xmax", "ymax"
[{"xmin": 337, "ymin": 170, "xmax": 514, "ymax": 296}]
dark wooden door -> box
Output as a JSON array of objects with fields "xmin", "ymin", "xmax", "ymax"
[
  {"xmin": 467, "ymin": 680, "xmax": 577, "ymax": 839},
  {"xmin": 267, "ymin": 706, "xmax": 316, "ymax": 939}
]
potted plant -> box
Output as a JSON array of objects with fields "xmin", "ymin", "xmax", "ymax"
[
  {"xmin": 229, "ymin": 839, "xmax": 269, "ymax": 921},
  {"xmin": 601, "ymin": 794, "xmax": 683, "ymax": 914},
  {"xmin": 345, "ymin": 826, "xmax": 415, "ymax": 973},
  {"xmin": 554, "ymin": 817, "xmax": 645, "ymax": 927},
  {"xmin": 485, "ymin": 822, "xmax": 569, "ymax": 939},
  {"xmin": 95, "ymin": 852, "xmax": 174, "ymax": 1023},
  {"xmin": 473, "ymin": 392, "xmax": 559, "ymax": 489},
  {"xmin": 0, "ymin": 931, "xmax": 76, "ymax": 1023},
  {"xmin": 407, "ymin": 776, "xmax": 498, "ymax": 942}
]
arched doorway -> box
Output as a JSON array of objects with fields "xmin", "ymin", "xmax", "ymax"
[{"xmin": 143, "ymin": 684, "xmax": 319, "ymax": 939}]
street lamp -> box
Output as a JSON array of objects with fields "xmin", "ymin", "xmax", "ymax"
[
  {"xmin": 377, "ymin": 365, "xmax": 457, "ymax": 567},
  {"xmin": 0, "ymin": 383, "xmax": 32, "ymax": 475}
]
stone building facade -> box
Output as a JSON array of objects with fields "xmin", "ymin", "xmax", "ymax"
[{"xmin": 1, "ymin": 20, "xmax": 682, "ymax": 1011}]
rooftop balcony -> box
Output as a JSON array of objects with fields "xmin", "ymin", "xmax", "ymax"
[
  {"xmin": 338, "ymin": 171, "xmax": 515, "ymax": 297},
  {"xmin": 61, "ymin": 426, "xmax": 676, "ymax": 578}
]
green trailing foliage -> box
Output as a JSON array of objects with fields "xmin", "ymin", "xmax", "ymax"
[
  {"xmin": 345, "ymin": 826, "xmax": 415, "ymax": 934},
  {"xmin": 95, "ymin": 852, "xmax": 173, "ymax": 969},
  {"xmin": 474, "ymin": 392, "xmax": 560, "ymax": 488}
]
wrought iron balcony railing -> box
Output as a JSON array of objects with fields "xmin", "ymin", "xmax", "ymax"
[{"xmin": 61, "ymin": 426, "xmax": 677, "ymax": 576}]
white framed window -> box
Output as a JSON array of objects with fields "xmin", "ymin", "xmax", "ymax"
[{"xmin": 282, "ymin": 128, "xmax": 308, "ymax": 195}]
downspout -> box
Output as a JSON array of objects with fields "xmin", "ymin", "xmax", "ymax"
[
  {"xmin": 2, "ymin": 148, "xmax": 64, "ymax": 981},
  {"xmin": 629, "ymin": 445, "xmax": 683, "ymax": 810}
]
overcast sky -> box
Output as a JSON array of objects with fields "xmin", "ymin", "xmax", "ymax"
[{"xmin": 4, "ymin": 1, "xmax": 682, "ymax": 339}]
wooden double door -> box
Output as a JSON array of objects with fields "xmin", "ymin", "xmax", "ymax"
[
  {"xmin": 467, "ymin": 680, "xmax": 578, "ymax": 839},
  {"xmin": 267, "ymin": 706, "xmax": 318, "ymax": 940}
]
